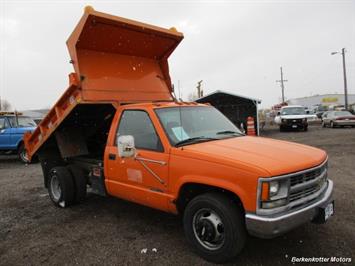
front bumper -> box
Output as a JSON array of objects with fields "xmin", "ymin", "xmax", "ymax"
[
  {"xmin": 245, "ymin": 180, "xmax": 333, "ymax": 239},
  {"xmin": 281, "ymin": 120, "xmax": 307, "ymax": 129}
]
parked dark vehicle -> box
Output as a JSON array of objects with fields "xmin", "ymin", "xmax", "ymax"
[
  {"xmin": 315, "ymin": 105, "xmax": 328, "ymax": 119},
  {"xmin": 322, "ymin": 111, "xmax": 355, "ymax": 128}
]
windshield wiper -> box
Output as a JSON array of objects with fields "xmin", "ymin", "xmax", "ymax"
[
  {"xmin": 175, "ymin": 136, "xmax": 218, "ymax": 147},
  {"xmin": 216, "ymin": 130, "xmax": 244, "ymax": 136}
]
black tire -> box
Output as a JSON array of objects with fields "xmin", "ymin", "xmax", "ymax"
[
  {"xmin": 48, "ymin": 166, "xmax": 75, "ymax": 208},
  {"xmin": 17, "ymin": 143, "xmax": 29, "ymax": 164},
  {"xmin": 68, "ymin": 165, "xmax": 87, "ymax": 203},
  {"xmin": 183, "ymin": 192, "xmax": 246, "ymax": 263}
]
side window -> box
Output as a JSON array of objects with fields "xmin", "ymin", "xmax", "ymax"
[
  {"xmin": 0, "ymin": 118, "xmax": 9, "ymax": 130},
  {"xmin": 7, "ymin": 117, "xmax": 16, "ymax": 127},
  {"xmin": 118, "ymin": 110, "xmax": 163, "ymax": 152}
]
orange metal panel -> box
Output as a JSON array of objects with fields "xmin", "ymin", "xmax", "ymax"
[
  {"xmin": 66, "ymin": 7, "xmax": 183, "ymax": 102},
  {"xmin": 24, "ymin": 73, "xmax": 83, "ymax": 159},
  {"xmin": 77, "ymin": 49, "xmax": 174, "ymax": 102}
]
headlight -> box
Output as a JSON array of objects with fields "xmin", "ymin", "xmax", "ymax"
[
  {"xmin": 269, "ymin": 181, "xmax": 280, "ymax": 197},
  {"xmin": 259, "ymin": 178, "xmax": 290, "ymax": 209}
]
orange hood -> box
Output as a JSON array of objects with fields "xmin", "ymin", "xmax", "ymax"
[{"xmin": 179, "ymin": 136, "xmax": 327, "ymax": 177}]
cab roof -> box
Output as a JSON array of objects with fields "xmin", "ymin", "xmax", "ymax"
[{"xmin": 121, "ymin": 101, "xmax": 209, "ymax": 109}]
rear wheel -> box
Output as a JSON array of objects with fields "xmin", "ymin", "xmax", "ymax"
[
  {"xmin": 183, "ymin": 193, "xmax": 246, "ymax": 263},
  {"xmin": 48, "ymin": 167, "xmax": 75, "ymax": 208}
]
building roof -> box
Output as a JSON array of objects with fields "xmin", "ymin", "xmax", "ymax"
[
  {"xmin": 288, "ymin": 93, "xmax": 355, "ymax": 101},
  {"xmin": 197, "ymin": 90, "xmax": 261, "ymax": 104}
]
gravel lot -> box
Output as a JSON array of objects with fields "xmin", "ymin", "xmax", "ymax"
[{"xmin": 1, "ymin": 125, "xmax": 354, "ymax": 265}]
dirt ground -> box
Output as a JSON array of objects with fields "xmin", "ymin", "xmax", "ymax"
[{"xmin": 0, "ymin": 125, "xmax": 354, "ymax": 265}]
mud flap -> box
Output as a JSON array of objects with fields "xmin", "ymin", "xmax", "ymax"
[{"xmin": 89, "ymin": 166, "xmax": 107, "ymax": 196}]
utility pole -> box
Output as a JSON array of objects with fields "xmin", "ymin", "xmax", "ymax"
[
  {"xmin": 276, "ymin": 67, "xmax": 288, "ymax": 103},
  {"xmin": 331, "ymin": 48, "xmax": 348, "ymax": 110},
  {"xmin": 341, "ymin": 48, "xmax": 348, "ymax": 110},
  {"xmin": 197, "ymin": 80, "xmax": 203, "ymax": 98}
]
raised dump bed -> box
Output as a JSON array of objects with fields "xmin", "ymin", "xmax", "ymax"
[{"xmin": 24, "ymin": 6, "xmax": 183, "ymax": 161}]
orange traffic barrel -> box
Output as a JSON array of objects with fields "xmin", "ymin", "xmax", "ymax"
[{"xmin": 247, "ymin": 116, "xmax": 256, "ymax": 136}]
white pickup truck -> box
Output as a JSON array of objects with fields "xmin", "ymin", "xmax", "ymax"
[{"xmin": 274, "ymin": 105, "xmax": 310, "ymax": 131}]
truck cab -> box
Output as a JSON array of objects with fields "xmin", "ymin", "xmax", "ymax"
[
  {"xmin": 23, "ymin": 7, "xmax": 334, "ymax": 263},
  {"xmin": 0, "ymin": 113, "xmax": 36, "ymax": 162}
]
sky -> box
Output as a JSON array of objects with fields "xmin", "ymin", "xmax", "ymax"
[{"xmin": 1, "ymin": 0, "xmax": 354, "ymax": 110}]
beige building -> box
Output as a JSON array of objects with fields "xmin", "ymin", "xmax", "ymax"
[{"xmin": 287, "ymin": 94, "xmax": 355, "ymax": 109}]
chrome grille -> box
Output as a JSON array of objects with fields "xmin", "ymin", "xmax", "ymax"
[
  {"xmin": 289, "ymin": 178, "xmax": 326, "ymax": 202},
  {"xmin": 290, "ymin": 163, "xmax": 326, "ymax": 186},
  {"xmin": 289, "ymin": 161, "xmax": 328, "ymax": 205},
  {"xmin": 286, "ymin": 119, "xmax": 302, "ymax": 125}
]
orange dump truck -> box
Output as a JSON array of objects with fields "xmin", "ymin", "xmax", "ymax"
[{"xmin": 24, "ymin": 7, "xmax": 334, "ymax": 263}]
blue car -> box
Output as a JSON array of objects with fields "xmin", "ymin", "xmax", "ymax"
[{"xmin": 0, "ymin": 113, "xmax": 37, "ymax": 163}]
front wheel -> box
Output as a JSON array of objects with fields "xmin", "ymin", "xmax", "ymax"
[
  {"xmin": 18, "ymin": 143, "xmax": 29, "ymax": 164},
  {"xmin": 183, "ymin": 193, "xmax": 246, "ymax": 263}
]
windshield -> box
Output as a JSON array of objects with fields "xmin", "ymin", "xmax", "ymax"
[
  {"xmin": 8, "ymin": 116, "xmax": 37, "ymax": 127},
  {"xmin": 155, "ymin": 106, "xmax": 243, "ymax": 146},
  {"xmin": 335, "ymin": 111, "xmax": 352, "ymax": 116},
  {"xmin": 281, "ymin": 107, "xmax": 306, "ymax": 115}
]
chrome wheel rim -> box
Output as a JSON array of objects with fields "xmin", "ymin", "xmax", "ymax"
[
  {"xmin": 50, "ymin": 175, "xmax": 61, "ymax": 201},
  {"xmin": 192, "ymin": 208, "xmax": 225, "ymax": 250},
  {"xmin": 20, "ymin": 149, "xmax": 28, "ymax": 162}
]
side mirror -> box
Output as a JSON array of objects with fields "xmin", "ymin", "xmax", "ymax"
[
  {"xmin": 277, "ymin": 111, "xmax": 281, "ymax": 116},
  {"xmin": 117, "ymin": 135, "xmax": 136, "ymax": 158}
]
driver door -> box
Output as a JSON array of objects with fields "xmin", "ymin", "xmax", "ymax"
[{"xmin": 105, "ymin": 109, "xmax": 170, "ymax": 211}]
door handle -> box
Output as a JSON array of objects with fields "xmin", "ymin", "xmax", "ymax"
[{"xmin": 108, "ymin": 153, "xmax": 116, "ymax": 160}]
